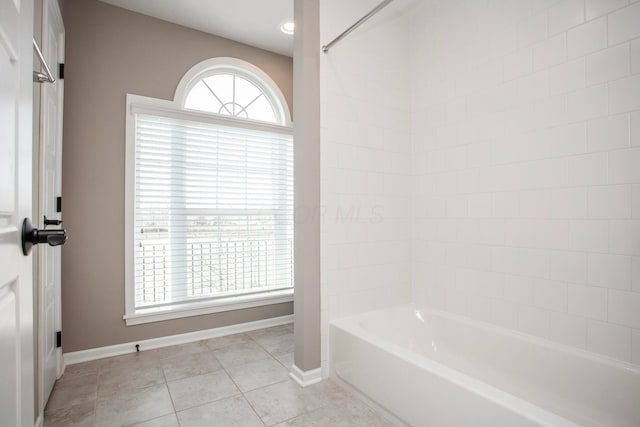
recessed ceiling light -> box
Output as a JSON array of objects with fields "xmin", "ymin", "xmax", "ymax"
[{"xmin": 280, "ymin": 22, "xmax": 294, "ymax": 35}]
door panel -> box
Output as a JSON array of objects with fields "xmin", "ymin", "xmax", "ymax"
[
  {"xmin": 0, "ymin": 0, "xmax": 35, "ymax": 425},
  {"xmin": 0, "ymin": 27, "xmax": 16, "ymax": 212},
  {"xmin": 38, "ymin": 0, "xmax": 64, "ymax": 407},
  {"xmin": 0, "ymin": 280, "xmax": 18, "ymax": 427}
]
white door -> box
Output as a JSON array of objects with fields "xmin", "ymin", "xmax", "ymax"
[
  {"xmin": 38, "ymin": 0, "xmax": 64, "ymax": 407},
  {"xmin": 0, "ymin": 0, "xmax": 35, "ymax": 426}
]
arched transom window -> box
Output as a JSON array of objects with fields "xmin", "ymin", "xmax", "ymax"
[
  {"xmin": 177, "ymin": 57, "xmax": 290, "ymax": 126},
  {"xmin": 185, "ymin": 72, "xmax": 278, "ymax": 123}
]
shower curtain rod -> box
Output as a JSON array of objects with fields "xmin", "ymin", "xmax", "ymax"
[{"xmin": 321, "ymin": 0, "xmax": 394, "ymax": 53}]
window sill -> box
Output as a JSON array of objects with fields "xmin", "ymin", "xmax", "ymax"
[{"xmin": 123, "ymin": 289, "xmax": 293, "ymax": 326}]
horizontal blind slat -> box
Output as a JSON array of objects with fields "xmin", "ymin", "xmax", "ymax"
[{"xmin": 134, "ymin": 113, "xmax": 293, "ymax": 310}]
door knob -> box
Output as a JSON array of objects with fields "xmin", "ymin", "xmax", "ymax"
[{"xmin": 21, "ymin": 217, "xmax": 68, "ymax": 256}]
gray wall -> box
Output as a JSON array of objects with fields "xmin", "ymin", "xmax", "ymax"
[
  {"xmin": 293, "ymin": 0, "xmax": 321, "ymax": 372},
  {"xmin": 62, "ymin": 0, "xmax": 293, "ymax": 352}
]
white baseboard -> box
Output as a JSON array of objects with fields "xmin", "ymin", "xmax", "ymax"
[
  {"xmin": 321, "ymin": 364, "xmax": 331, "ymax": 379},
  {"xmin": 289, "ymin": 364, "xmax": 323, "ymax": 387},
  {"xmin": 63, "ymin": 314, "xmax": 293, "ymax": 366}
]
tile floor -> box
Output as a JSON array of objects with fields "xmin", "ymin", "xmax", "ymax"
[{"xmin": 44, "ymin": 324, "xmax": 393, "ymax": 426}]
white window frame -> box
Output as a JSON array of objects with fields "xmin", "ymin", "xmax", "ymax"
[{"xmin": 124, "ymin": 58, "xmax": 293, "ymax": 326}]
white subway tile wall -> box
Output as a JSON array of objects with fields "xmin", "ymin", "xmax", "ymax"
[
  {"xmin": 587, "ymin": 252, "xmax": 632, "ymax": 289},
  {"xmin": 586, "ymin": 44, "xmax": 630, "ymax": 85},
  {"xmin": 567, "ymin": 17, "xmax": 607, "ymax": 58},
  {"xmin": 607, "ymin": 1, "xmax": 640, "ymax": 45},
  {"xmin": 534, "ymin": 33, "xmax": 567, "ymax": 70},
  {"xmin": 588, "ymin": 319, "xmax": 632, "ymax": 360},
  {"xmin": 586, "ymin": 114, "xmax": 630, "ymax": 152},
  {"xmin": 633, "ymin": 111, "xmax": 640, "ymax": 145},
  {"xmin": 632, "ymin": 39, "xmax": 640, "ymax": 74},
  {"xmin": 410, "ymin": 0, "xmax": 640, "ymax": 365},
  {"xmin": 549, "ymin": 0, "xmax": 585, "ymax": 35},
  {"xmin": 567, "ymin": 283, "xmax": 607, "ymax": 320},
  {"xmin": 585, "ymin": 0, "xmax": 629, "ymax": 20},
  {"xmin": 320, "ymin": 0, "xmax": 412, "ymax": 372}
]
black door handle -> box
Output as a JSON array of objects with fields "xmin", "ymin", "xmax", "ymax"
[{"xmin": 21, "ymin": 217, "xmax": 68, "ymax": 255}]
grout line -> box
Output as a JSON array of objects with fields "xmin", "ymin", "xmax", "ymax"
[
  {"xmin": 50, "ymin": 328, "xmax": 374, "ymax": 426},
  {"xmin": 159, "ymin": 365, "xmax": 179, "ymax": 421},
  {"xmin": 221, "ymin": 331, "xmax": 291, "ymax": 427},
  {"xmin": 239, "ymin": 386, "xmax": 269, "ymax": 427}
]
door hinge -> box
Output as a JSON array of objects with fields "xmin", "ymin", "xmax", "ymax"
[
  {"xmin": 58, "ymin": 63, "xmax": 64, "ymax": 79},
  {"xmin": 56, "ymin": 331, "xmax": 62, "ymax": 348},
  {"xmin": 56, "ymin": 196, "xmax": 62, "ymax": 213}
]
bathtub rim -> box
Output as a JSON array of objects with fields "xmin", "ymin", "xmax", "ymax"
[
  {"xmin": 331, "ymin": 303, "xmax": 640, "ymax": 374},
  {"xmin": 330, "ymin": 304, "xmax": 639, "ymax": 427},
  {"xmin": 331, "ymin": 320, "xmax": 579, "ymax": 427}
]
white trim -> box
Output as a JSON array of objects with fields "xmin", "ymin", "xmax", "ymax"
[
  {"xmin": 64, "ymin": 314, "xmax": 293, "ymax": 366},
  {"xmin": 123, "ymin": 289, "xmax": 293, "ymax": 326},
  {"xmin": 124, "ymin": 93, "xmax": 136, "ymax": 320},
  {"xmin": 34, "ymin": 415, "xmax": 43, "ymax": 427},
  {"xmin": 321, "ymin": 364, "xmax": 331, "ymax": 379},
  {"xmin": 289, "ymin": 364, "xmax": 323, "ymax": 387}
]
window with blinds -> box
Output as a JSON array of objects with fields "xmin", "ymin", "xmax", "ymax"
[{"xmin": 125, "ymin": 59, "xmax": 293, "ymax": 324}]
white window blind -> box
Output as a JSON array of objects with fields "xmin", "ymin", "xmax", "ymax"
[{"xmin": 133, "ymin": 113, "xmax": 293, "ymax": 312}]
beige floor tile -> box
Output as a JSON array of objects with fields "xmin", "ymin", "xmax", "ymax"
[
  {"xmin": 310, "ymin": 379, "xmax": 353, "ymax": 401},
  {"xmin": 159, "ymin": 350, "xmax": 221, "ymax": 381},
  {"xmin": 274, "ymin": 352, "xmax": 294, "ymax": 369},
  {"xmin": 177, "ymin": 395, "xmax": 264, "ymax": 427},
  {"xmin": 98, "ymin": 353, "xmax": 145, "ymax": 371},
  {"xmin": 62, "ymin": 360, "xmax": 101, "ymax": 379},
  {"xmin": 254, "ymin": 333, "xmax": 294, "ymax": 356},
  {"xmin": 203, "ymin": 333, "xmax": 253, "ymax": 350},
  {"xmin": 131, "ymin": 413, "xmax": 180, "ymax": 427},
  {"xmin": 274, "ymin": 398, "xmax": 396, "ymax": 427},
  {"xmin": 97, "ymin": 355, "xmax": 153, "ymax": 374},
  {"xmin": 98, "ymin": 365, "xmax": 165, "ymax": 398},
  {"xmin": 167, "ymin": 370, "xmax": 240, "ymax": 411},
  {"xmin": 244, "ymin": 379, "xmax": 340, "ymax": 426},
  {"xmin": 95, "ymin": 383, "xmax": 174, "ymax": 427},
  {"xmin": 44, "ymin": 401, "xmax": 95, "ymax": 427},
  {"xmin": 225, "ymin": 357, "xmax": 290, "ymax": 392},
  {"xmin": 212, "ymin": 341, "xmax": 271, "ymax": 368},
  {"xmin": 136, "ymin": 341, "xmax": 210, "ymax": 363},
  {"xmin": 45, "ymin": 373, "xmax": 98, "ymax": 412}
]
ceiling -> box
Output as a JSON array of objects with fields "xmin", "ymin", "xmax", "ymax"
[{"xmin": 99, "ymin": 0, "xmax": 294, "ymax": 57}]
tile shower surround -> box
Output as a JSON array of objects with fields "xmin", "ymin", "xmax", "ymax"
[
  {"xmin": 320, "ymin": 0, "xmax": 414, "ymax": 373},
  {"xmin": 411, "ymin": 0, "xmax": 640, "ymax": 364},
  {"xmin": 321, "ymin": 0, "xmax": 640, "ymax": 370}
]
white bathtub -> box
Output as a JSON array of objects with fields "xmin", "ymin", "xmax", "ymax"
[{"xmin": 330, "ymin": 305, "xmax": 640, "ymax": 427}]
